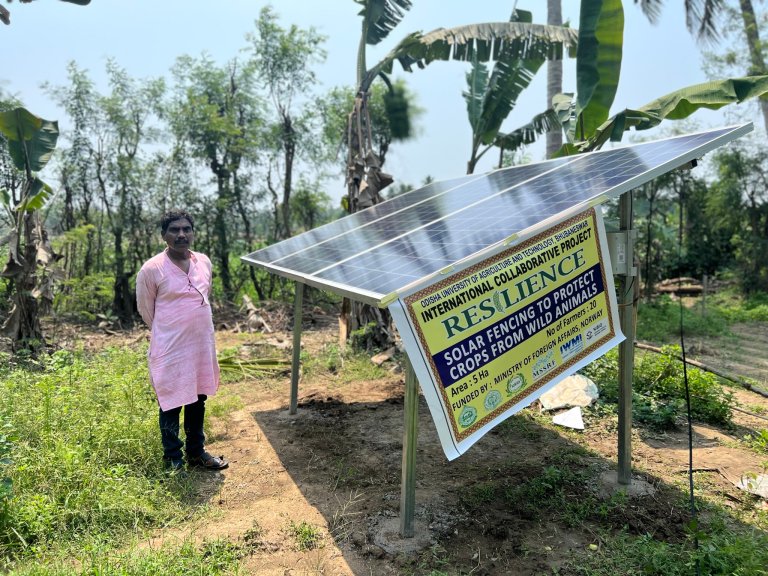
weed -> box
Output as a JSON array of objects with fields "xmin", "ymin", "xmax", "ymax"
[
  {"xmin": 207, "ymin": 393, "xmax": 245, "ymax": 419},
  {"xmin": 2, "ymin": 536, "xmax": 241, "ymax": 575},
  {"xmin": 493, "ymin": 412, "xmax": 543, "ymax": 441},
  {"xmin": 331, "ymin": 457, "xmax": 360, "ymax": 490},
  {"xmin": 302, "ymin": 343, "xmax": 388, "ymax": 384},
  {"xmin": 637, "ymin": 294, "xmax": 730, "ymax": 342},
  {"xmin": 461, "ymin": 482, "xmax": 499, "ymax": 508},
  {"xmin": 743, "ymin": 429, "xmax": 768, "ymax": 454},
  {"xmin": 328, "ymin": 490, "xmax": 364, "ymax": 543},
  {"xmin": 286, "ymin": 520, "xmax": 323, "ymax": 551}
]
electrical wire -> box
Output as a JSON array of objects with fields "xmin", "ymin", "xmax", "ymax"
[{"xmin": 678, "ymin": 254, "xmax": 701, "ymax": 575}]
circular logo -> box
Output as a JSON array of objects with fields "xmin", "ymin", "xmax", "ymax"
[
  {"xmin": 506, "ymin": 374, "xmax": 527, "ymax": 395},
  {"xmin": 484, "ymin": 390, "xmax": 502, "ymax": 411},
  {"xmin": 459, "ymin": 405, "xmax": 477, "ymax": 428}
]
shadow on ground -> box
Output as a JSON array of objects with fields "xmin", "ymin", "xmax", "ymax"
[{"xmin": 245, "ymin": 382, "xmax": 764, "ymax": 576}]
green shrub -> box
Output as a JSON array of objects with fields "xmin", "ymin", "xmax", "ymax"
[
  {"xmin": 582, "ymin": 346, "xmax": 733, "ymax": 430},
  {"xmin": 743, "ymin": 429, "xmax": 768, "ymax": 454},
  {"xmin": 53, "ymin": 273, "xmax": 114, "ymax": 321},
  {"xmin": 286, "ymin": 520, "xmax": 323, "ymax": 551},
  {"xmin": 4, "ymin": 537, "xmax": 241, "ymax": 575},
  {"xmin": 634, "ymin": 345, "xmax": 733, "ymax": 426}
]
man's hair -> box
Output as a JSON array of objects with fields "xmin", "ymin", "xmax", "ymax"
[{"xmin": 160, "ymin": 210, "xmax": 195, "ymax": 234}]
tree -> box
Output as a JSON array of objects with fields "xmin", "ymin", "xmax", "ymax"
[
  {"xmin": 169, "ymin": 54, "xmax": 264, "ymax": 300},
  {"xmin": 547, "ymin": 0, "xmax": 564, "ymax": 158},
  {"xmin": 95, "ymin": 62, "xmax": 165, "ymax": 325},
  {"xmin": 246, "ymin": 6, "xmax": 329, "ymax": 241},
  {"xmin": 317, "ymin": 79, "xmax": 420, "ymax": 206},
  {"xmin": 348, "ymin": 0, "xmax": 578, "ymax": 210},
  {"xmin": 709, "ymin": 145, "xmax": 768, "ymax": 293},
  {"xmin": 493, "ymin": 0, "xmax": 768, "ymax": 157},
  {"xmin": 0, "ymin": 106, "xmax": 59, "ymax": 351},
  {"xmin": 44, "ymin": 62, "xmax": 99, "ymax": 277}
]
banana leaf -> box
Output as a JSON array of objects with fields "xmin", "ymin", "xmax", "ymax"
[
  {"xmin": 0, "ymin": 108, "xmax": 59, "ymax": 174},
  {"xmin": 363, "ymin": 21, "xmax": 578, "ymax": 91},
  {"xmin": 583, "ymin": 74, "xmax": 768, "ymax": 151},
  {"xmin": 574, "ymin": 0, "xmax": 624, "ymax": 141},
  {"xmin": 357, "ymin": 0, "xmax": 412, "ymax": 46}
]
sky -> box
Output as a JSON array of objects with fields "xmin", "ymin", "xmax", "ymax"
[{"xmin": 1, "ymin": 0, "xmax": 756, "ymax": 201}]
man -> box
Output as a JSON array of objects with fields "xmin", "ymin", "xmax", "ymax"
[{"xmin": 136, "ymin": 210, "xmax": 228, "ymax": 472}]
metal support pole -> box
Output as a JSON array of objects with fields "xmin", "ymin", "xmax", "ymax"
[
  {"xmin": 400, "ymin": 356, "xmax": 418, "ymax": 538},
  {"xmin": 617, "ymin": 192, "xmax": 636, "ymax": 485},
  {"xmin": 289, "ymin": 283, "xmax": 304, "ymax": 415}
]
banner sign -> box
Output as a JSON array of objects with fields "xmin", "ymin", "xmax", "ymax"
[{"xmin": 389, "ymin": 208, "xmax": 624, "ymax": 460}]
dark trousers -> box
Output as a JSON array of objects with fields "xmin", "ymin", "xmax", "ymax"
[{"xmin": 159, "ymin": 394, "xmax": 207, "ymax": 462}]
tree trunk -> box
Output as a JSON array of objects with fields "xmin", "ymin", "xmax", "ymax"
[
  {"xmin": 214, "ymin": 182, "xmax": 233, "ymax": 299},
  {"xmin": 739, "ymin": 0, "xmax": 768, "ymax": 134},
  {"xmin": 2, "ymin": 212, "xmax": 52, "ymax": 352},
  {"xmin": 546, "ymin": 0, "xmax": 563, "ymax": 158},
  {"xmin": 233, "ymin": 170, "xmax": 265, "ymax": 300},
  {"xmin": 281, "ymin": 114, "xmax": 295, "ymax": 240},
  {"xmin": 340, "ymin": 92, "xmax": 396, "ymax": 350},
  {"xmin": 111, "ymin": 224, "xmax": 135, "ymax": 327}
]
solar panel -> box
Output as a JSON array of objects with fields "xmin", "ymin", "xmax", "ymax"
[{"xmin": 242, "ymin": 124, "xmax": 752, "ymax": 304}]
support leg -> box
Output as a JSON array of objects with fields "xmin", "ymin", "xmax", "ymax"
[
  {"xmin": 618, "ymin": 192, "xmax": 636, "ymax": 485},
  {"xmin": 400, "ymin": 356, "xmax": 418, "ymax": 538},
  {"xmin": 290, "ymin": 283, "xmax": 304, "ymax": 415}
]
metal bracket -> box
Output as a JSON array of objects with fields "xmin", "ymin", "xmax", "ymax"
[{"xmin": 607, "ymin": 230, "xmax": 638, "ymax": 277}]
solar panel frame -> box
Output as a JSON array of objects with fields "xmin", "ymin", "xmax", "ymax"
[{"xmin": 241, "ymin": 123, "xmax": 752, "ymax": 306}]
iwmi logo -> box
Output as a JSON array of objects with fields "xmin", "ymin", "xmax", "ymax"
[{"xmin": 559, "ymin": 334, "xmax": 583, "ymax": 361}]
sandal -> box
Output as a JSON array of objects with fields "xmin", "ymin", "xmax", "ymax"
[{"xmin": 188, "ymin": 451, "xmax": 229, "ymax": 470}]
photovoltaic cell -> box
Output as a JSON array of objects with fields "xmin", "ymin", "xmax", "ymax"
[{"xmin": 242, "ymin": 124, "xmax": 751, "ymax": 305}]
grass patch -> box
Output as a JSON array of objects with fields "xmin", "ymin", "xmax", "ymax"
[
  {"xmin": 637, "ymin": 291, "xmax": 768, "ymax": 343},
  {"xmin": 0, "ymin": 345, "xmax": 240, "ymax": 570},
  {"xmin": 555, "ymin": 521, "xmax": 768, "ymax": 576},
  {"xmin": 637, "ymin": 295, "xmax": 730, "ymax": 342},
  {"xmin": 501, "ymin": 464, "xmax": 600, "ymax": 528},
  {"xmin": 709, "ymin": 289, "xmax": 768, "ymax": 324},
  {"xmin": 300, "ymin": 343, "xmax": 389, "ymax": 384},
  {"xmin": 3, "ymin": 537, "xmax": 241, "ymax": 575}
]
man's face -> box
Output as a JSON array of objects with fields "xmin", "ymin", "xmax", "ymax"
[{"xmin": 162, "ymin": 217, "xmax": 194, "ymax": 253}]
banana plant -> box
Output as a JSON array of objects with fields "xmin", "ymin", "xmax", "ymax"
[
  {"xmin": 0, "ymin": 107, "xmax": 59, "ymax": 351},
  {"xmin": 463, "ymin": 9, "xmax": 558, "ymax": 174},
  {"xmin": 348, "ymin": 0, "xmax": 578, "ymax": 211},
  {"xmin": 341, "ymin": 0, "xmax": 578, "ymax": 347},
  {"xmin": 494, "ymin": 0, "xmax": 768, "ymax": 157}
]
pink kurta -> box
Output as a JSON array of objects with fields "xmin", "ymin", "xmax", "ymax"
[{"xmin": 136, "ymin": 250, "xmax": 220, "ymax": 411}]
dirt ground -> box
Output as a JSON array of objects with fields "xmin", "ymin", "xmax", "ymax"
[{"xmin": 109, "ymin": 307, "xmax": 768, "ymax": 575}]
